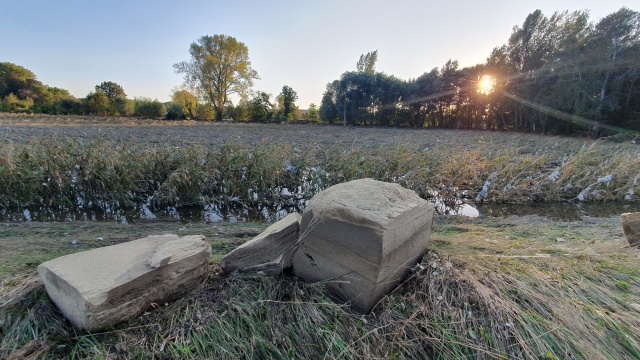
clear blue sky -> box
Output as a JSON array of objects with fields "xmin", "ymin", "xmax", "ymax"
[{"xmin": 1, "ymin": 0, "xmax": 633, "ymax": 108}]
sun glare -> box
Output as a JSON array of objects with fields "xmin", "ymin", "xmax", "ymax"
[{"xmin": 478, "ymin": 75, "xmax": 495, "ymax": 95}]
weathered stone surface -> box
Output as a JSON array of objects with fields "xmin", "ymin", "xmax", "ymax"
[
  {"xmin": 292, "ymin": 178, "xmax": 435, "ymax": 313},
  {"xmin": 621, "ymin": 212, "xmax": 640, "ymax": 247},
  {"xmin": 38, "ymin": 234, "xmax": 211, "ymax": 331},
  {"xmin": 221, "ymin": 213, "xmax": 301, "ymax": 275}
]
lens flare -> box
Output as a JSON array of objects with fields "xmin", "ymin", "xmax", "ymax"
[{"xmin": 478, "ymin": 75, "xmax": 495, "ymax": 95}]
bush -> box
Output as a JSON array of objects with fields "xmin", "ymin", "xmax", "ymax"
[
  {"xmin": 58, "ymin": 97, "xmax": 85, "ymax": 115},
  {"xmin": 2, "ymin": 93, "xmax": 34, "ymax": 112},
  {"xmin": 195, "ymin": 104, "xmax": 216, "ymax": 121},
  {"xmin": 166, "ymin": 103, "xmax": 185, "ymax": 120},
  {"xmin": 134, "ymin": 97, "xmax": 166, "ymax": 118},
  {"xmin": 115, "ymin": 97, "xmax": 134, "ymax": 116},
  {"xmin": 85, "ymin": 91, "xmax": 110, "ymax": 115}
]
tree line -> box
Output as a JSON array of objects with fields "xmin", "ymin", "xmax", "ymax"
[
  {"xmin": 0, "ymin": 59, "xmax": 310, "ymax": 122},
  {"xmin": 320, "ymin": 7, "xmax": 640, "ymax": 136},
  {"xmin": 0, "ymin": 63, "xmax": 168, "ymax": 118},
  {"xmin": 2, "ymin": 7, "xmax": 638, "ymax": 134}
]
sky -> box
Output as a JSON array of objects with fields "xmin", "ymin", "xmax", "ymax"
[{"xmin": 1, "ymin": 0, "xmax": 634, "ymax": 108}]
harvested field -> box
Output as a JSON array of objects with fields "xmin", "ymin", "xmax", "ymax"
[{"xmin": 0, "ymin": 113, "xmax": 619, "ymax": 154}]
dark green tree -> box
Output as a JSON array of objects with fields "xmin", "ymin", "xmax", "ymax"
[
  {"xmin": 319, "ymin": 81, "xmax": 339, "ymax": 124},
  {"xmin": 249, "ymin": 91, "xmax": 273, "ymax": 122},
  {"xmin": 280, "ymin": 85, "xmax": 298, "ymax": 120},
  {"xmin": 85, "ymin": 91, "xmax": 110, "ymax": 115},
  {"xmin": 95, "ymin": 81, "xmax": 125, "ymax": 101}
]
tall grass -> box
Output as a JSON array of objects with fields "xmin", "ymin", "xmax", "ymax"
[{"xmin": 1, "ymin": 137, "xmax": 639, "ymax": 216}]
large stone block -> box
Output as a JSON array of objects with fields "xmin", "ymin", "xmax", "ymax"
[
  {"xmin": 221, "ymin": 212, "xmax": 301, "ymax": 275},
  {"xmin": 38, "ymin": 234, "xmax": 211, "ymax": 332},
  {"xmin": 621, "ymin": 212, "xmax": 640, "ymax": 247},
  {"xmin": 292, "ymin": 178, "xmax": 434, "ymax": 312}
]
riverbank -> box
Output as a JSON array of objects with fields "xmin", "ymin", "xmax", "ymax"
[{"xmin": 1, "ymin": 214, "xmax": 638, "ymax": 359}]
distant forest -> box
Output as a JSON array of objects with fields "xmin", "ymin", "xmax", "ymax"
[
  {"xmin": 320, "ymin": 7, "xmax": 640, "ymax": 136},
  {"xmin": 1, "ymin": 7, "xmax": 638, "ymax": 137}
]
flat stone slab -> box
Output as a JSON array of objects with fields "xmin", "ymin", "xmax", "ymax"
[
  {"xmin": 221, "ymin": 212, "xmax": 301, "ymax": 275},
  {"xmin": 621, "ymin": 212, "xmax": 640, "ymax": 247},
  {"xmin": 293, "ymin": 178, "xmax": 434, "ymax": 312},
  {"xmin": 38, "ymin": 234, "xmax": 211, "ymax": 332}
]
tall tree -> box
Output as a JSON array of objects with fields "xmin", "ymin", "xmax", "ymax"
[
  {"xmin": 171, "ymin": 89, "xmax": 199, "ymax": 119},
  {"xmin": 591, "ymin": 8, "xmax": 640, "ymax": 122},
  {"xmin": 250, "ymin": 91, "xmax": 273, "ymax": 122},
  {"xmin": 95, "ymin": 81, "xmax": 126, "ymax": 101},
  {"xmin": 94, "ymin": 81, "xmax": 126, "ymax": 115},
  {"xmin": 357, "ymin": 50, "xmax": 378, "ymax": 75},
  {"xmin": 174, "ymin": 34, "xmax": 259, "ymax": 121},
  {"xmin": 508, "ymin": 10, "xmax": 552, "ymax": 72},
  {"xmin": 280, "ymin": 85, "xmax": 298, "ymax": 119},
  {"xmin": 320, "ymin": 81, "xmax": 340, "ymax": 124}
]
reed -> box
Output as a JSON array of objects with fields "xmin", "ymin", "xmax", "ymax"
[{"xmin": 1, "ymin": 134, "xmax": 638, "ymax": 217}]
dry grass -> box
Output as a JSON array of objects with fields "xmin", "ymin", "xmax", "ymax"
[
  {"xmin": 1, "ymin": 114, "xmax": 639, "ymax": 219},
  {"xmin": 2, "ymin": 114, "xmax": 639, "ymax": 358},
  {"xmin": 1, "ymin": 215, "xmax": 639, "ymax": 359}
]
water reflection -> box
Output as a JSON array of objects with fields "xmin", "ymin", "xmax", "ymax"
[
  {"xmin": 477, "ymin": 202, "xmax": 640, "ymax": 221},
  {"xmin": 2, "ymin": 199, "xmax": 639, "ymax": 224}
]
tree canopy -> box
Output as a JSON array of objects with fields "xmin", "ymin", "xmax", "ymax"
[
  {"xmin": 171, "ymin": 89, "xmax": 199, "ymax": 119},
  {"xmin": 320, "ymin": 7, "xmax": 640, "ymax": 136},
  {"xmin": 0, "ymin": 62, "xmax": 76, "ymax": 113},
  {"xmin": 173, "ymin": 34, "xmax": 259, "ymax": 121},
  {"xmin": 95, "ymin": 81, "xmax": 126, "ymax": 101},
  {"xmin": 280, "ymin": 85, "xmax": 298, "ymax": 120},
  {"xmin": 356, "ymin": 50, "xmax": 378, "ymax": 75}
]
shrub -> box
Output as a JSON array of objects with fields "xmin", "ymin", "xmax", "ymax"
[
  {"xmin": 195, "ymin": 104, "xmax": 216, "ymax": 121},
  {"xmin": 58, "ymin": 97, "xmax": 85, "ymax": 115},
  {"xmin": 134, "ymin": 97, "xmax": 166, "ymax": 118},
  {"xmin": 166, "ymin": 103, "xmax": 185, "ymax": 120},
  {"xmin": 85, "ymin": 91, "xmax": 110, "ymax": 115}
]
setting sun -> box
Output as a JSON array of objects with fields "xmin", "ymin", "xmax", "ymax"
[{"xmin": 478, "ymin": 74, "xmax": 495, "ymax": 94}]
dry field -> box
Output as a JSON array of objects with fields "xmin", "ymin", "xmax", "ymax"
[
  {"xmin": 1, "ymin": 113, "xmax": 639, "ymax": 215},
  {"xmin": 0, "ymin": 113, "xmax": 610, "ymax": 155},
  {"xmin": 1, "ymin": 114, "xmax": 640, "ymax": 359}
]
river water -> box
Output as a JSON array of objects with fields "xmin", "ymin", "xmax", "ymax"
[{"xmin": 3, "ymin": 199, "xmax": 639, "ymax": 224}]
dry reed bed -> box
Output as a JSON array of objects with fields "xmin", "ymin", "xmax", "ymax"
[{"xmin": 1, "ymin": 122, "xmax": 638, "ymax": 214}]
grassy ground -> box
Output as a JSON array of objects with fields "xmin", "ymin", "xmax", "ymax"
[
  {"xmin": 1, "ymin": 214, "xmax": 638, "ymax": 359},
  {"xmin": 1, "ymin": 114, "xmax": 639, "ymax": 358},
  {"xmin": 1, "ymin": 114, "xmax": 639, "ymax": 216}
]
